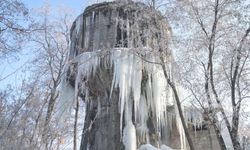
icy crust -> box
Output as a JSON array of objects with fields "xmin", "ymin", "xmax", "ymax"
[{"xmin": 70, "ymin": 48, "xmax": 184, "ymax": 149}]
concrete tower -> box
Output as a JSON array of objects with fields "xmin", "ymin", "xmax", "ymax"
[{"xmin": 67, "ymin": 1, "xmax": 220, "ymax": 150}]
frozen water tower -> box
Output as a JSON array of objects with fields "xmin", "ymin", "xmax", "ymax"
[{"xmin": 67, "ymin": 1, "xmax": 220, "ymax": 150}]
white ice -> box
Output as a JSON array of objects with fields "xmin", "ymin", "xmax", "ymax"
[{"xmin": 65, "ymin": 48, "xmax": 188, "ymax": 150}]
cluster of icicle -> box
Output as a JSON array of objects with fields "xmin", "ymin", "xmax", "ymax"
[
  {"xmin": 68, "ymin": 48, "xmax": 187, "ymax": 150},
  {"xmin": 185, "ymin": 107, "xmax": 204, "ymax": 132}
]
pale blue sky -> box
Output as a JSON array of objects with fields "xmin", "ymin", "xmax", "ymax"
[
  {"xmin": 0, "ymin": 0, "xmax": 88, "ymax": 90},
  {"xmin": 23, "ymin": 0, "xmax": 87, "ymax": 15}
]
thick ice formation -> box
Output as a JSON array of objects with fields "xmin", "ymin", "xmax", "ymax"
[
  {"xmin": 123, "ymin": 121, "xmax": 137, "ymax": 150},
  {"xmin": 56, "ymin": 63, "xmax": 75, "ymax": 124},
  {"xmin": 184, "ymin": 107, "xmax": 204, "ymax": 132},
  {"xmin": 66, "ymin": 48, "xmax": 190, "ymax": 149},
  {"xmin": 109, "ymin": 49, "xmax": 171, "ymax": 139}
]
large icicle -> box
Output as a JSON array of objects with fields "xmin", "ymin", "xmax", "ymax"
[
  {"xmin": 123, "ymin": 121, "xmax": 137, "ymax": 150},
  {"xmin": 69, "ymin": 48, "xmax": 178, "ymax": 149},
  {"xmin": 137, "ymin": 95, "xmax": 149, "ymax": 143},
  {"xmin": 74, "ymin": 51, "xmax": 100, "ymax": 79},
  {"xmin": 56, "ymin": 61, "xmax": 75, "ymax": 124},
  {"xmin": 57, "ymin": 73, "xmax": 75, "ymax": 123}
]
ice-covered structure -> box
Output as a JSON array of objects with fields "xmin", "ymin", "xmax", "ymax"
[{"xmin": 66, "ymin": 1, "xmax": 221, "ymax": 150}]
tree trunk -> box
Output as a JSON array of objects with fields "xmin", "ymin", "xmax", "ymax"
[
  {"xmin": 73, "ymin": 97, "xmax": 80, "ymax": 150},
  {"xmin": 160, "ymin": 56, "xmax": 195, "ymax": 150}
]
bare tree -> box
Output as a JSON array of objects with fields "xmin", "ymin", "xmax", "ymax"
[
  {"xmin": 167, "ymin": 0, "xmax": 250, "ymax": 149},
  {"xmin": 0, "ymin": 0, "xmax": 32, "ymax": 58},
  {"xmin": 0, "ymin": 1, "xmax": 82, "ymax": 150},
  {"xmin": 29, "ymin": 3, "xmax": 73, "ymax": 147}
]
